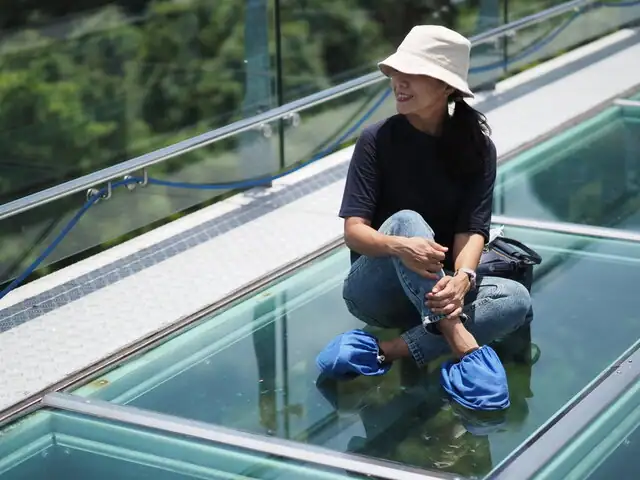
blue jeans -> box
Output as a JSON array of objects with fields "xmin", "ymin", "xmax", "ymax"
[{"xmin": 342, "ymin": 210, "xmax": 533, "ymax": 367}]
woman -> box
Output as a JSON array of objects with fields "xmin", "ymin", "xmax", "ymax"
[{"xmin": 337, "ymin": 26, "xmax": 533, "ymax": 375}]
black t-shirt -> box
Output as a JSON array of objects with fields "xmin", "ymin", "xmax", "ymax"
[{"xmin": 338, "ymin": 114, "xmax": 497, "ymax": 271}]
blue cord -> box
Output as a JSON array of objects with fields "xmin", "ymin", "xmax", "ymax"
[
  {"xmin": 0, "ymin": 89, "xmax": 390, "ymax": 301},
  {"xmin": 2, "ymin": 0, "xmax": 638, "ymax": 301},
  {"xmin": 141, "ymin": 89, "xmax": 391, "ymax": 191},
  {"xmin": 0, "ymin": 178, "xmax": 138, "ymax": 300}
]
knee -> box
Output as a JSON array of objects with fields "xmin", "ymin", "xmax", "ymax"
[
  {"xmin": 501, "ymin": 280, "xmax": 533, "ymax": 322},
  {"xmin": 381, "ymin": 210, "xmax": 435, "ymax": 239}
]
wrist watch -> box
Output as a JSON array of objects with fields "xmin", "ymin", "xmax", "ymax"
[{"xmin": 456, "ymin": 267, "xmax": 477, "ymax": 290}]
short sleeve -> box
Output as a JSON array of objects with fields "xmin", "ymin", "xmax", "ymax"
[
  {"xmin": 338, "ymin": 127, "xmax": 380, "ymax": 220},
  {"xmin": 455, "ymin": 137, "xmax": 497, "ymax": 241}
]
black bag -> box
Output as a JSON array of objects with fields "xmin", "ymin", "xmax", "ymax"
[{"xmin": 477, "ymin": 236, "xmax": 542, "ymax": 292}]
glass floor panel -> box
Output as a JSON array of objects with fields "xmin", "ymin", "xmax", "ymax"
[
  {"xmin": 533, "ymin": 378, "xmax": 639, "ymax": 480},
  {"xmin": 493, "ymin": 104, "xmax": 640, "ymax": 230},
  {"xmin": 70, "ymin": 226, "xmax": 640, "ymax": 478},
  {"xmin": 0, "ymin": 409, "xmax": 370, "ymax": 480}
]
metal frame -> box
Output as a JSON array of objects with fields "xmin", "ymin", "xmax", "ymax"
[
  {"xmin": 42, "ymin": 392, "xmax": 456, "ymax": 480},
  {"xmin": 0, "ymin": 0, "xmax": 597, "ymax": 222},
  {"xmin": 492, "ymin": 215, "xmax": 640, "ymax": 243},
  {"xmin": 488, "ymin": 341, "xmax": 640, "ymax": 480}
]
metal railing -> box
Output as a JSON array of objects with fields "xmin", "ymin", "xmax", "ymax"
[{"xmin": 0, "ymin": 0, "xmax": 602, "ymax": 222}]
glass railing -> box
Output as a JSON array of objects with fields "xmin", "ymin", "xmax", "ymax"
[{"xmin": 1, "ymin": 0, "xmax": 639, "ymax": 292}]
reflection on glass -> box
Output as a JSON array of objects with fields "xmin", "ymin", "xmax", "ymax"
[
  {"xmin": 0, "ymin": 409, "xmax": 368, "ymax": 480},
  {"xmin": 532, "ymin": 376, "xmax": 639, "ymax": 480},
  {"xmin": 494, "ymin": 105, "xmax": 640, "ymax": 229},
  {"xmin": 72, "ymin": 226, "xmax": 640, "ymax": 477}
]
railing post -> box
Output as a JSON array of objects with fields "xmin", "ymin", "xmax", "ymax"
[
  {"xmin": 274, "ymin": 0, "xmax": 286, "ymax": 171},
  {"xmin": 240, "ymin": 0, "xmax": 276, "ymax": 187}
]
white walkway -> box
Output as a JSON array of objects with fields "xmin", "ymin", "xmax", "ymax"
[{"xmin": 0, "ymin": 27, "xmax": 639, "ymax": 413}]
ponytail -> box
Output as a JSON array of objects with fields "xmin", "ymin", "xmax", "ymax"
[{"xmin": 439, "ymin": 96, "xmax": 492, "ymax": 177}]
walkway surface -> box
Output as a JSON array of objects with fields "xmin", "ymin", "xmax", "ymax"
[{"xmin": 1, "ymin": 27, "xmax": 639, "ymax": 413}]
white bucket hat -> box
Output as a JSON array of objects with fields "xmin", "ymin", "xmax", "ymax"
[{"xmin": 378, "ymin": 25, "xmax": 473, "ymax": 99}]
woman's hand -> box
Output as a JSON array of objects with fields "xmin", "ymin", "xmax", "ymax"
[
  {"xmin": 425, "ymin": 274, "xmax": 470, "ymax": 318},
  {"xmin": 395, "ymin": 237, "xmax": 448, "ymax": 279}
]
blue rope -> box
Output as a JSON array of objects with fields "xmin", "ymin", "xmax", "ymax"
[
  {"xmin": 142, "ymin": 88, "xmax": 391, "ymax": 191},
  {"xmin": 0, "ymin": 179, "xmax": 137, "ymax": 300},
  {"xmin": 2, "ymin": 0, "xmax": 639, "ymax": 301},
  {"xmin": 0, "ymin": 89, "xmax": 391, "ymax": 301}
]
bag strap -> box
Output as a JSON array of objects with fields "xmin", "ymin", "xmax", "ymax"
[{"xmin": 492, "ymin": 237, "xmax": 542, "ymax": 265}]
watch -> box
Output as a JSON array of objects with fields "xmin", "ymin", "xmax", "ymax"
[{"xmin": 456, "ymin": 267, "xmax": 477, "ymax": 290}]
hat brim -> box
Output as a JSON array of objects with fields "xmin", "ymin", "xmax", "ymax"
[{"xmin": 378, "ymin": 50, "xmax": 474, "ymax": 99}]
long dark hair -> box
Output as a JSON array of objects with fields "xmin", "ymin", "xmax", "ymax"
[{"xmin": 439, "ymin": 95, "xmax": 492, "ymax": 177}]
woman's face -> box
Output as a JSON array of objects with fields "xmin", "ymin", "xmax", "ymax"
[{"xmin": 389, "ymin": 70, "xmax": 452, "ymax": 115}]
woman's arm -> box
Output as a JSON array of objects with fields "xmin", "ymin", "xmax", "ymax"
[
  {"xmin": 344, "ymin": 217, "xmax": 406, "ymax": 257},
  {"xmin": 453, "ymin": 233, "xmax": 485, "ymax": 271}
]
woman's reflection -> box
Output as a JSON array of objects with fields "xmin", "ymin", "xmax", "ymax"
[{"xmin": 251, "ymin": 291, "xmax": 303, "ymax": 438}]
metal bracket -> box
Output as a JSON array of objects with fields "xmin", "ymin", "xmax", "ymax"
[
  {"xmin": 124, "ymin": 169, "xmax": 149, "ymax": 191},
  {"xmin": 283, "ymin": 112, "xmax": 301, "ymax": 128},
  {"xmin": 86, "ymin": 182, "xmax": 112, "ymax": 203},
  {"xmin": 258, "ymin": 123, "xmax": 273, "ymax": 138}
]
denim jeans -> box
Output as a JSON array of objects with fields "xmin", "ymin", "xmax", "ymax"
[{"xmin": 342, "ymin": 210, "xmax": 533, "ymax": 367}]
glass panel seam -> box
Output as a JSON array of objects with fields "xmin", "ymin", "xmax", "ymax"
[{"xmin": 492, "ymin": 215, "xmax": 640, "ymax": 244}]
